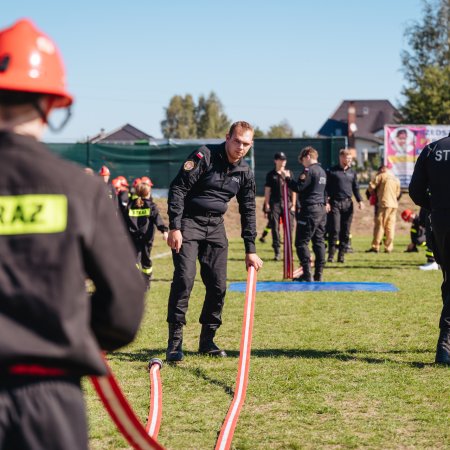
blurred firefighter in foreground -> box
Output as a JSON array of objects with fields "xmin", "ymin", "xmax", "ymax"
[{"xmin": 0, "ymin": 19, "xmax": 145, "ymax": 448}]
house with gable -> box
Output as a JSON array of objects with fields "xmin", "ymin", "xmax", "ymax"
[
  {"xmin": 318, "ymin": 100, "xmax": 400, "ymax": 166},
  {"xmin": 88, "ymin": 123, "xmax": 154, "ymax": 144}
]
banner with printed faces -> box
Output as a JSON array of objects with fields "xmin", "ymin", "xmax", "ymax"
[{"xmin": 384, "ymin": 125, "xmax": 450, "ymax": 188}]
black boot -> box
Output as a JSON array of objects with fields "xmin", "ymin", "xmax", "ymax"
[
  {"xmin": 345, "ymin": 237, "xmax": 354, "ymax": 253},
  {"xmin": 313, "ymin": 266, "xmax": 323, "ymax": 282},
  {"xmin": 259, "ymin": 228, "xmax": 269, "ymax": 243},
  {"xmin": 337, "ymin": 249, "xmax": 345, "ymax": 263},
  {"xmin": 294, "ymin": 264, "xmax": 312, "ymax": 282},
  {"xmin": 435, "ymin": 329, "xmax": 450, "ymax": 365},
  {"xmin": 274, "ymin": 249, "xmax": 281, "ymax": 261},
  {"xmin": 166, "ymin": 323, "xmax": 184, "ymax": 362},
  {"xmin": 198, "ymin": 325, "xmax": 227, "ymax": 357},
  {"xmin": 327, "ymin": 245, "xmax": 335, "ymax": 263}
]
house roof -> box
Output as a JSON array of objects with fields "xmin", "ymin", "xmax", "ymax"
[
  {"xmin": 89, "ymin": 123, "xmax": 153, "ymax": 144},
  {"xmin": 318, "ymin": 100, "xmax": 400, "ymax": 144}
]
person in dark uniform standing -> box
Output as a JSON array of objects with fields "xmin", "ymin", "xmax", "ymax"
[
  {"xmin": 281, "ymin": 146, "xmax": 328, "ymax": 282},
  {"xmin": 263, "ymin": 152, "xmax": 296, "ymax": 260},
  {"xmin": 409, "ymin": 132, "xmax": 450, "ymax": 365},
  {"xmin": 166, "ymin": 121, "xmax": 263, "ymax": 362},
  {"xmin": 0, "ymin": 19, "xmax": 146, "ymax": 449},
  {"xmin": 326, "ymin": 149, "xmax": 364, "ymax": 263},
  {"xmin": 126, "ymin": 181, "xmax": 169, "ymax": 290}
]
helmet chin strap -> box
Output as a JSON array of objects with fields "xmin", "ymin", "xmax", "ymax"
[{"xmin": 32, "ymin": 99, "xmax": 72, "ymax": 133}]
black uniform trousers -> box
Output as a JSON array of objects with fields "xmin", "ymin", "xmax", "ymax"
[
  {"xmin": 430, "ymin": 211, "xmax": 450, "ymax": 330},
  {"xmin": 328, "ymin": 198, "xmax": 354, "ymax": 254},
  {"xmin": 0, "ymin": 377, "xmax": 87, "ymax": 450},
  {"xmin": 424, "ymin": 212, "xmax": 435, "ymax": 263},
  {"xmin": 167, "ymin": 215, "xmax": 228, "ymax": 328},
  {"xmin": 295, "ymin": 204, "xmax": 327, "ymax": 270},
  {"xmin": 270, "ymin": 203, "xmax": 295, "ymax": 253},
  {"xmin": 133, "ymin": 238, "xmax": 153, "ymax": 288}
]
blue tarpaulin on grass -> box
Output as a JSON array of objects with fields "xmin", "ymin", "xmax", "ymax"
[{"xmin": 228, "ymin": 281, "xmax": 398, "ymax": 292}]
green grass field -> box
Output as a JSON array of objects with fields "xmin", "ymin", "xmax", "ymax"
[{"xmin": 86, "ymin": 234, "xmax": 449, "ymax": 450}]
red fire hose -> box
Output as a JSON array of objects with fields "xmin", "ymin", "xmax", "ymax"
[
  {"xmin": 215, "ymin": 265, "xmax": 258, "ymax": 450},
  {"xmin": 145, "ymin": 358, "xmax": 163, "ymax": 439},
  {"xmin": 91, "ymin": 357, "xmax": 165, "ymax": 450},
  {"xmin": 92, "ymin": 265, "xmax": 257, "ymax": 450},
  {"xmin": 282, "ymin": 182, "xmax": 293, "ymax": 279}
]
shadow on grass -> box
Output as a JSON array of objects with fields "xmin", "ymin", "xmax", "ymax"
[
  {"xmin": 109, "ymin": 349, "xmax": 235, "ymax": 396},
  {"xmin": 109, "ymin": 347, "xmax": 433, "ymax": 369},
  {"xmin": 108, "ymin": 349, "xmax": 166, "ymax": 363},
  {"xmin": 245, "ymin": 348, "xmax": 432, "ymax": 368},
  {"xmin": 179, "ymin": 366, "xmax": 234, "ymax": 397},
  {"xmin": 325, "ymin": 264, "xmax": 423, "ymax": 270},
  {"xmin": 110, "ymin": 348, "xmax": 233, "ymax": 362}
]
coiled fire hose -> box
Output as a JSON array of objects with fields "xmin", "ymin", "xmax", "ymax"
[
  {"xmin": 92, "ymin": 265, "xmax": 257, "ymax": 450},
  {"xmin": 91, "ymin": 357, "xmax": 165, "ymax": 450},
  {"xmin": 282, "ymin": 181, "xmax": 293, "ymax": 279}
]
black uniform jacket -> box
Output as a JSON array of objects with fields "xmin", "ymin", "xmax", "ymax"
[
  {"xmin": 326, "ymin": 165, "xmax": 362, "ymax": 202},
  {"xmin": 0, "ymin": 132, "xmax": 145, "ymax": 376},
  {"xmin": 126, "ymin": 197, "xmax": 168, "ymax": 242},
  {"xmin": 265, "ymin": 169, "xmax": 294, "ymax": 207},
  {"xmin": 409, "ymin": 133, "xmax": 450, "ymax": 210},
  {"xmin": 118, "ymin": 189, "xmax": 130, "ymax": 213},
  {"xmin": 168, "ymin": 143, "xmax": 257, "ymax": 253},
  {"xmin": 286, "ymin": 163, "xmax": 327, "ymax": 207}
]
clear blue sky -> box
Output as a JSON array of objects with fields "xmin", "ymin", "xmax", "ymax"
[{"xmin": 3, "ymin": 0, "xmax": 424, "ymax": 142}]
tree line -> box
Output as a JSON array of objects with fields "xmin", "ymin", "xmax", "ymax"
[{"xmin": 160, "ymin": 92, "xmax": 297, "ymax": 139}]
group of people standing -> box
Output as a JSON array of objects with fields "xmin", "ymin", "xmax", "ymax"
[
  {"xmin": 261, "ymin": 146, "xmax": 438, "ymax": 277},
  {"xmin": 93, "ymin": 166, "xmax": 169, "ymax": 291},
  {"xmin": 261, "ymin": 147, "xmax": 364, "ymax": 282}
]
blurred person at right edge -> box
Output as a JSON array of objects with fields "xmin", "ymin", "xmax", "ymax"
[
  {"xmin": 281, "ymin": 146, "xmax": 328, "ymax": 282},
  {"xmin": 325, "ymin": 149, "xmax": 364, "ymax": 263},
  {"xmin": 0, "ymin": 18, "xmax": 145, "ymax": 449},
  {"xmin": 409, "ymin": 131, "xmax": 450, "ymax": 365},
  {"xmin": 365, "ymin": 165, "xmax": 400, "ymax": 253},
  {"xmin": 263, "ymin": 152, "xmax": 296, "ymax": 261}
]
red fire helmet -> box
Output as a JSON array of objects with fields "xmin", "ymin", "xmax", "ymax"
[
  {"xmin": 98, "ymin": 166, "xmax": 110, "ymax": 176},
  {"xmin": 401, "ymin": 209, "xmax": 413, "ymax": 222},
  {"xmin": 0, "ymin": 19, "xmax": 73, "ymax": 107},
  {"xmin": 141, "ymin": 176, "xmax": 153, "ymax": 187}
]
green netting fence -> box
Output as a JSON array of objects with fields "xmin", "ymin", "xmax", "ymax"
[{"xmin": 47, "ymin": 137, "xmax": 346, "ymax": 196}]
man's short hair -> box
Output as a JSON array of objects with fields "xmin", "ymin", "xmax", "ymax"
[
  {"xmin": 339, "ymin": 149, "xmax": 351, "ymax": 157},
  {"xmin": 228, "ymin": 121, "xmax": 254, "ymax": 137},
  {"xmin": 299, "ymin": 146, "xmax": 318, "ymax": 161}
]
